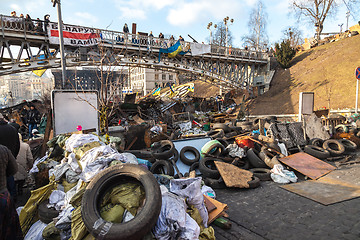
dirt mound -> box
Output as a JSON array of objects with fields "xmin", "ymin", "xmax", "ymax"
[{"xmin": 248, "ymin": 35, "xmax": 360, "ymax": 115}]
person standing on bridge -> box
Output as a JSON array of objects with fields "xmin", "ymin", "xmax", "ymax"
[
  {"xmin": 25, "ymin": 14, "xmax": 34, "ymax": 31},
  {"xmin": 123, "ymin": 23, "xmax": 129, "ymax": 43},
  {"xmin": 44, "ymin": 14, "xmax": 50, "ymax": 34}
]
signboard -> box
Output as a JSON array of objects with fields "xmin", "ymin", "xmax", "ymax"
[
  {"xmin": 299, "ymin": 92, "xmax": 314, "ymax": 121},
  {"xmin": 356, "ymin": 67, "xmax": 360, "ymax": 80},
  {"xmin": 52, "ymin": 90, "xmax": 99, "ymax": 136},
  {"xmin": 48, "ymin": 23, "xmax": 100, "ymax": 46}
]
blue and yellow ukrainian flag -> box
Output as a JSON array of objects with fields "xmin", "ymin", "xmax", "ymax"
[
  {"xmin": 152, "ymin": 87, "xmax": 161, "ymax": 96},
  {"xmin": 159, "ymin": 40, "xmax": 188, "ymax": 61}
]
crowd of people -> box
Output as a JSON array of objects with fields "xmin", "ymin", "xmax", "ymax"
[
  {"xmin": 0, "ymin": 104, "xmax": 41, "ymax": 239},
  {"xmin": 8, "ymin": 11, "xmax": 50, "ymax": 35}
]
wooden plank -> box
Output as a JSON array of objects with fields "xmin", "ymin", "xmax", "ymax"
[
  {"xmin": 279, "ymin": 152, "xmax": 336, "ymax": 180},
  {"xmin": 203, "ymin": 195, "xmax": 228, "ymax": 224},
  {"xmin": 215, "ymin": 161, "xmax": 253, "ymax": 188}
]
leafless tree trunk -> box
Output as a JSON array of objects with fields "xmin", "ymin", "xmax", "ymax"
[
  {"xmin": 291, "ymin": 0, "xmax": 359, "ymax": 40},
  {"xmin": 242, "ymin": 0, "xmax": 268, "ymax": 51},
  {"xmin": 213, "ymin": 22, "xmax": 233, "ymax": 47}
]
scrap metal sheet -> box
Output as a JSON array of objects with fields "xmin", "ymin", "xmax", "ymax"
[
  {"xmin": 279, "ymin": 152, "xmax": 336, "ymax": 180},
  {"xmin": 281, "ymin": 176, "xmax": 360, "ymax": 205}
]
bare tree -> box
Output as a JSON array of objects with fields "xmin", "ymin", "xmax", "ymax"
[
  {"xmin": 291, "ymin": 0, "xmax": 359, "ymax": 40},
  {"xmin": 282, "ymin": 26, "xmax": 304, "ymax": 48},
  {"xmin": 242, "ymin": 0, "xmax": 269, "ymax": 51},
  {"xmin": 72, "ymin": 40, "xmax": 127, "ymax": 133},
  {"xmin": 212, "ymin": 21, "xmax": 234, "ymax": 47}
]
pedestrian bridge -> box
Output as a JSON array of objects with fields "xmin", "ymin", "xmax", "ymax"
[{"xmin": 0, "ymin": 14, "xmax": 270, "ymax": 91}]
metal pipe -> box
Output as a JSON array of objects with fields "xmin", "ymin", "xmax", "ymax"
[{"xmin": 55, "ymin": 0, "xmax": 67, "ymax": 89}]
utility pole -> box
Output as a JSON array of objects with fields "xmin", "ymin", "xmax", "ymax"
[{"xmin": 51, "ymin": 0, "xmax": 67, "ymax": 89}]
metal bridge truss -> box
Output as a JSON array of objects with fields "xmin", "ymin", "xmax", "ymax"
[{"xmin": 0, "ymin": 15, "xmax": 270, "ymax": 91}]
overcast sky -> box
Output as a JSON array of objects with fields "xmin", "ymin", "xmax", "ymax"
[{"xmin": 2, "ymin": 0, "xmax": 358, "ymax": 48}]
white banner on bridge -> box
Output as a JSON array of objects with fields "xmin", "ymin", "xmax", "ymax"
[
  {"xmin": 48, "ymin": 23, "xmax": 100, "ymax": 47},
  {"xmin": 190, "ymin": 43, "xmax": 211, "ymax": 56}
]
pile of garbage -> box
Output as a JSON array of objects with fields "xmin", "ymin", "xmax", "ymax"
[{"xmin": 17, "ymin": 105, "xmax": 360, "ymax": 239}]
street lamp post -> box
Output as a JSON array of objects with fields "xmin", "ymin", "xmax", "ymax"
[
  {"xmin": 223, "ymin": 16, "xmax": 234, "ymax": 48},
  {"xmin": 51, "ymin": 0, "xmax": 67, "ymax": 89},
  {"xmin": 207, "ymin": 22, "xmax": 217, "ymax": 45}
]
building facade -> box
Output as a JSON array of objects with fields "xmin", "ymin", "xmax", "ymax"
[
  {"xmin": 0, "ymin": 72, "xmax": 53, "ymax": 106},
  {"xmin": 129, "ymin": 67, "xmax": 177, "ymax": 96}
]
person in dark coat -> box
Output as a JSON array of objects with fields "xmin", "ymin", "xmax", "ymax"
[
  {"xmin": 123, "ymin": 23, "xmax": 129, "ymax": 33},
  {"xmin": 0, "ymin": 144, "xmax": 23, "ymax": 240},
  {"xmin": 44, "ymin": 14, "xmax": 50, "ymax": 33},
  {"xmin": 27, "ymin": 105, "xmax": 40, "ymax": 139},
  {"xmin": 0, "ymin": 113, "xmax": 20, "ymax": 201}
]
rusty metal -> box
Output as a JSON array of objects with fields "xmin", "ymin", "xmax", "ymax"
[
  {"xmin": 281, "ymin": 176, "xmax": 360, "ymax": 205},
  {"xmin": 279, "ymin": 152, "xmax": 336, "ymax": 180}
]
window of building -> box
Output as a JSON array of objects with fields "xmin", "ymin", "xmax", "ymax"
[
  {"xmin": 169, "ymin": 75, "xmax": 173, "ymax": 80},
  {"xmin": 162, "ymin": 74, "xmax": 166, "ymax": 80},
  {"xmin": 155, "ymin": 74, "xmax": 159, "ymax": 80}
]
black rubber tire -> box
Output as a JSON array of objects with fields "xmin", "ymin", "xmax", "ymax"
[
  {"xmin": 81, "ymin": 164, "xmax": 161, "ymax": 240},
  {"xmin": 189, "ymin": 162, "xmax": 199, "ymax": 172},
  {"xmin": 213, "ymin": 123, "xmax": 231, "ymax": 133},
  {"xmin": 126, "ymin": 150, "xmax": 155, "ymax": 163},
  {"xmin": 309, "ymin": 138, "xmax": 324, "ymax": 147},
  {"xmin": 199, "ymin": 157, "xmax": 220, "ymax": 179},
  {"xmin": 234, "ymin": 158, "xmax": 250, "ymax": 170},
  {"xmin": 247, "ymin": 176, "xmax": 260, "ymax": 189},
  {"xmin": 215, "ymin": 138, "xmax": 229, "ymax": 148},
  {"xmin": 151, "ymin": 140, "xmax": 175, "ymax": 160},
  {"xmin": 224, "ymin": 131, "xmax": 238, "ymax": 139},
  {"xmin": 247, "ymin": 148, "xmax": 268, "ymax": 168},
  {"xmin": 337, "ymin": 139, "xmax": 357, "ymax": 151},
  {"xmin": 304, "ymin": 145, "xmax": 331, "ymax": 159},
  {"xmin": 179, "ymin": 146, "xmax": 200, "ymax": 166},
  {"xmin": 265, "ymin": 116, "xmax": 277, "ymax": 123},
  {"xmin": 249, "ymin": 168, "xmax": 271, "ymax": 181},
  {"xmin": 202, "ymin": 142, "xmax": 225, "ymax": 157},
  {"xmin": 38, "ymin": 200, "xmax": 60, "ymax": 224},
  {"xmin": 150, "ymin": 160, "xmax": 174, "ymax": 176},
  {"xmin": 207, "ymin": 129, "xmax": 225, "ymax": 139},
  {"xmin": 169, "ymin": 149, "xmax": 179, "ymax": 162},
  {"xmin": 323, "ymin": 139, "xmax": 345, "ymax": 156},
  {"xmin": 204, "ymin": 178, "xmax": 226, "ymax": 189}
]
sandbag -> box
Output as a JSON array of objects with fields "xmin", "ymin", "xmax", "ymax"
[
  {"xmin": 70, "ymin": 206, "xmax": 88, "ymax": 240},
  {"xmin": 20, "ymin": 181, "xmax": 57, "ymax": 235},
  {"xmin": 100, "ymin": 182, "xmax": 145, "ymax": 216}
]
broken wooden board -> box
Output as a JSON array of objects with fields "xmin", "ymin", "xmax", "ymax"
[
  {"xmin": 203, "ymin": 195, "xmax": 228, "ymax": 224},
  {"xmin": 204, "ymin": 195, "xmax": 217, "ymax": 213},
  {"xmin": 279, "ymin": 152, "xmax": 336, "ymax": 180},
  {"xmin": 214, "ymin": 161, "xmax": 253, "ymax": 188},
  {"xmin": 281, "ymin": 175, "xmax": 360, "ymax": 205}
]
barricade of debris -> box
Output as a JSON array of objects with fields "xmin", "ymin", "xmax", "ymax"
[{"xmin": 7, "ymin": 87, "xmax": 360, "ymax": 239}]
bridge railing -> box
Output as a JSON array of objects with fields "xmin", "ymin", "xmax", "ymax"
[
  {"xmin": 1, "ymin": 14, "xmax": 268, "ymax": 61},
  {"xmin": 0, "ymin": 14, "xmax": 47, "ymax": 36}
]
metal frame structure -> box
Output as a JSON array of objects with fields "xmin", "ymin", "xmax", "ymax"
[{"xmin": 0, "ymin": 15, "xmax": 270, "ymax": 91}]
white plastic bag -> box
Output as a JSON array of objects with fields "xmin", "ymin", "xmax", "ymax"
[
  {"xmin": 49, "ymin": 190, "xmax": 66, "ymax": 210},
  {"xmin": 153, "ymin": 192, "xmax": 187, "ymax": 240},
  {"xmin": 64, "ymin": 134, "xmax": 102, "ymax": 152},
  {"xmin": 225, "ymin": 143, "xmax": 246, "ymax": 158},
  {"xmin": 24, "ymin": 220, "xmax": 48, "ymax": 240},
  {"xmin": 178, "ymin": 213, "xmax": 200, "ymax": 240},
  {"xmin": 55, "ymin": 205, "xmax": 74, "ymax": 230},
  {"xmin": 170, "ymin": 177, "xmax": 208, "ymax": 227},
  {"xmin": 201, "ymin": 185, "xmax": 216, "ymax": 199},
  {"xmin": 270, "ymin": 164, "xmax": 297, "ymax": 184}
]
